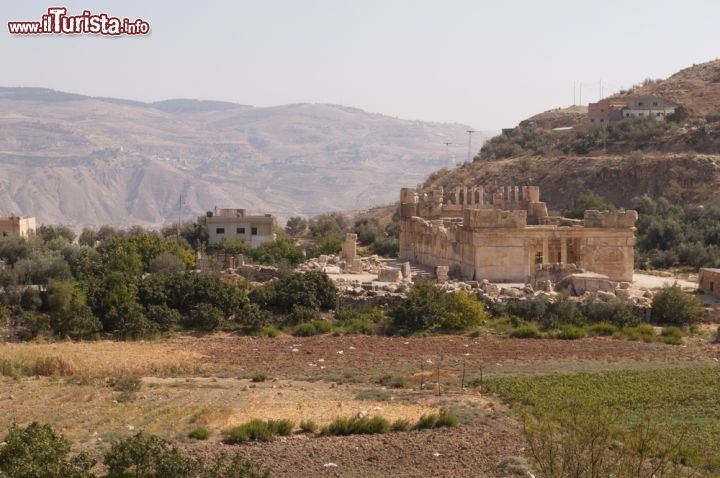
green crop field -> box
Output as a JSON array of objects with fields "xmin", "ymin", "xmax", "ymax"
[{"xmin": 487, "ymin": 366, "xmax": 720, "ymax": 475}]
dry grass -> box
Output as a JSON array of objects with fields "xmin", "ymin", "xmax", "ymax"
[{"xmin": 0, "ymin": 339, "xmax": 211, "ymax": 377}]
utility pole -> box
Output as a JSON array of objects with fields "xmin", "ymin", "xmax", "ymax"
[
  {"xmin": 466, "ymin": 130, "xmax": 477, "ymax": 162},
  {"xmin": 573, "ymin": 81, "xmax": 576, "ymax": 105},
  {"xmin": 579, "ymin": 83, "xmax": 583, "ymax": 106},
  {"xmin": 176, "ymin": 194, "xmax": 182, "ymax": 243},
  {"xmin": 443, "ymin": 142, "xmax": 452, "ymax": 166}
]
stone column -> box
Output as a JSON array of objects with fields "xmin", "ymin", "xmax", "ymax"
[
  {"xmin": 560, "ymin": 237, "xmax": 567, "ymax": 265},
  {"xmin": 542, "ymin": 237, "xmax": 549, "ymax": 264},
  {"xmin": 527, "ymin": 241, "xmax": 535, "ymax": 280},
  {"xmin": 342, "ymin": 233, "xmax": 357, "ymax": 264}
]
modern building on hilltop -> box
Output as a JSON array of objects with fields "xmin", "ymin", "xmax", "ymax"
[
  {"xmin": 399, "ymin": 185, "xmax": 637, "ymax": 283},
  {"xmin": 198, "ymin": 208, "xmax": 276, "ymax": 247},
  {"xmin": 0, "ymin": 215, "xmax": 36, "ymax": 238},
  {"xmin": 588, "ymin": 96, "xmax": 676, "ymax": 124}
]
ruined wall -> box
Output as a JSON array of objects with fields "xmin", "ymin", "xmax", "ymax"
[
  {"xmin": 399, "ymin": 186, "xmax": 638, "ymax": 283},
  {"xmin": 698, "ymin": 268, "xmax": 720, "ymax": 297}
]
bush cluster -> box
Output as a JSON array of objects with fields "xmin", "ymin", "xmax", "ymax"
[
  {"xmin": 633, "ymin": 194, "xmax": 720, "ymax": 269},
  {"xmin": 222, "ymin": 419, "xmax": 295, "ymax": 444},
  {"xmin": 0, "ymin": 424, "xmax": 270, "ymax": 478}
]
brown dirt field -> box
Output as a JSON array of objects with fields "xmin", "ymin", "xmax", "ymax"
[
  {"xmin": 186, "ymin": 333, "xmax": 719, "ymax": 381},
  {"xmin": 0, "ymin": 333, "xmax": 717, "ymax": 477}
]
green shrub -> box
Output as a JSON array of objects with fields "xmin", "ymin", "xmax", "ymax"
[
  {"xmin": 288, "ymin": 305, "xmax": 320, "ymax": 325},
  {"xmin": 202, "ymin": 452, "xmax": 272, "ymax": 478},
  {"xmin": 340, "ymin": 317, "xmax": 376, "ymax": 334},
  {"xmin": 589, "ymin": 322, "xmax": 618, "ymax": 336},
  {"xmin": 661, "ymin": 326, "xmax": 684, "ymax": 345},
  {"xmin": 391, "ymin": 419, "xmax": 411, "ymax": 432},
  {"xmin": 509, "ymin": 324, "xmax": 542, "ymax": 339},
  {"xmin": 584, "ymin": 299, "xmax": 639, "ymax": 328},
  {"xmin": 222, "ymin": 420, "xmax": 274, "ymax": 443},
  {"xmin": 186, "ymin": 303, "xmax": 225, "ymax": 331},
  {"xmin": 651, "ymin": 285, "xmax": 705, "ymax": 326},
  {"xmin": 556, "ymin": 325, "xmax": 586, "ymax": 340},
  {"xmin": 336, "ymin": 306, "xmax": 388, "ymax": 334},
  {"xmin": 271, "ymin": 271, "xmax": 337, "ymax": 313},
  {"xmin": 188, "ymin": 426, "xmax": 210, "ymax": 440},
  {"xmin": 250, "ymin": 372, "xmax": 267, "ymax": 383},
  {"xmin": 257, "ymin": 325, "xmax": 278, "ymax": 337},
  {"xmin": 616, "ymin": 325, "xmax": 656, "ymax": 342},
  {"xmin": 267, "ymin": 419, "xmax": 294, "ymax": 436},
  {"xmin": 390, "ymin": 280, "xmax": 486, "ymax": 332},
  {"xmin": 292, "ymin": 319, "xmax": 331, "ymax": 336},
  {"xmin": 322, "ymin": 415, "xmax": 390, "ymax": 436},
  {"xmin": 0, "ymin": 422, "xmax": 95, "ymax": 478},
  {"xmin": 414, "ymin": 413, "xmax": 438, "ymax": 430},
  {"xmin": 415, "ymin": 410, "xmax": 459, "ymax": 430},
  {"xmin": 104, "ymin": 431, "xmax": 196, "ymax": 477},
  {"xmin": 435, "ymin": 409, "xmax": 459, "ymax": 428},
  {"xmin": 299, "ymin": 419, "xmax": 318, "ymax": 434}
]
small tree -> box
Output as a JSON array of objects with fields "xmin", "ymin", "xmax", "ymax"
[
  {"xmin": 47, "ymin": 279, "xmax": 102, "ymax": 340},
  {"xmin": 104, "ymin": 432, "xmax": 197, "ymax": 478},
  {"xmin": 651, "ymin": 284, "xmax": 704, "ymax": 326},
  {"xmin": 391, "ymin": 281, "xmax": 487, "ymax": 332},
  {"xmin": 284, "ymin": 216, "xmax": 307, "ymax": 237},
  {"xmin": 0, "ymin": 422, "xmax": 95, "ymax": 478}
]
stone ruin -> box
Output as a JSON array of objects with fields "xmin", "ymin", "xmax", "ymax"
[{"xmin": 399, "ymin": 185, "xmax": 638, "ymax": 284}]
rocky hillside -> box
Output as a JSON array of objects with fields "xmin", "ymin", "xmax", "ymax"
[
  {"xmin": 0, "ymin": 87, "xmax": 481, "ymax": 229},
  {"xmin": 423, "ymin": 153, "xmax": 720, "ymax": 212},
  {"xmin": 615, "ymin": 59, "xmax": 720, "ymax": 117},
  {"xmin": 420, "ymin": 59, "xmax": 720, "ymax": 212}
]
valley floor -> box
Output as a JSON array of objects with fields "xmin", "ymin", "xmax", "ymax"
[{"xmin": 0, "ymin": 333, "xmax": 718, "ymax": 477}]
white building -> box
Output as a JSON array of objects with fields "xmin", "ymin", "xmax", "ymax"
[{"xmin": 198, "ymin": 209, "xmax": 276, "ymax": 247}]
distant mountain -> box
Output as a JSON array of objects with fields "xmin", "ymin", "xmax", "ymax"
[{"xmin": 0, "ymin": 87, "xmax": 484, "ymax": 228}]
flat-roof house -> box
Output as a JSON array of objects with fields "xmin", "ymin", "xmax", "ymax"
[
  {"xmin": 198, "ymin": 209, "xmax": 276, "ymax": 248},
  {"xmin": 587, "ymin": 96, "xmax": 676, "ymax": 124}
]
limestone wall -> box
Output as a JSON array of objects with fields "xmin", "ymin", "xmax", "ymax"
[
  {"xmin": 698, "ymin": 268, "xmax": 720, "ymax": 297},
  {"xmin": 398, "ymin": 186, "xmax": 638, "ymax": 283},
  {"xmin": 583, "ymin": 210, "xmax": 639, "ymax": 228}
]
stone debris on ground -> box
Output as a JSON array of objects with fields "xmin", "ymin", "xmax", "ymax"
[{"xmin": 236, "ymin": 251, "xmax": 696, "ymax": 315}]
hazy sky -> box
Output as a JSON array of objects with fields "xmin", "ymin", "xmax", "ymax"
[{"xmin": 3, "ymin": 1, "xmax": 719, "ymax": 131}]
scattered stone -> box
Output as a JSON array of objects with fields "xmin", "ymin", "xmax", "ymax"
[
  {"xmin": 500, "ymin": 287, "xmax": 524, "ymax": 298},
  {"xmin": 615, "ymin": 288, "xmax": 631, "ymax": 300},
  {"xmin": 377, "ymin": 268, "xmax": 402, "ymax": 282}
]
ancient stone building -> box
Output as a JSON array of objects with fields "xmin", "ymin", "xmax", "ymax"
[{"xmin": 399, "ymin": 185, "xmax": 637, "ymax": 283}]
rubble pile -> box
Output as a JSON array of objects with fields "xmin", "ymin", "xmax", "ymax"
[{"xmin": 295, "ymin": 254, "xmax": 389, "ymax": 276}]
